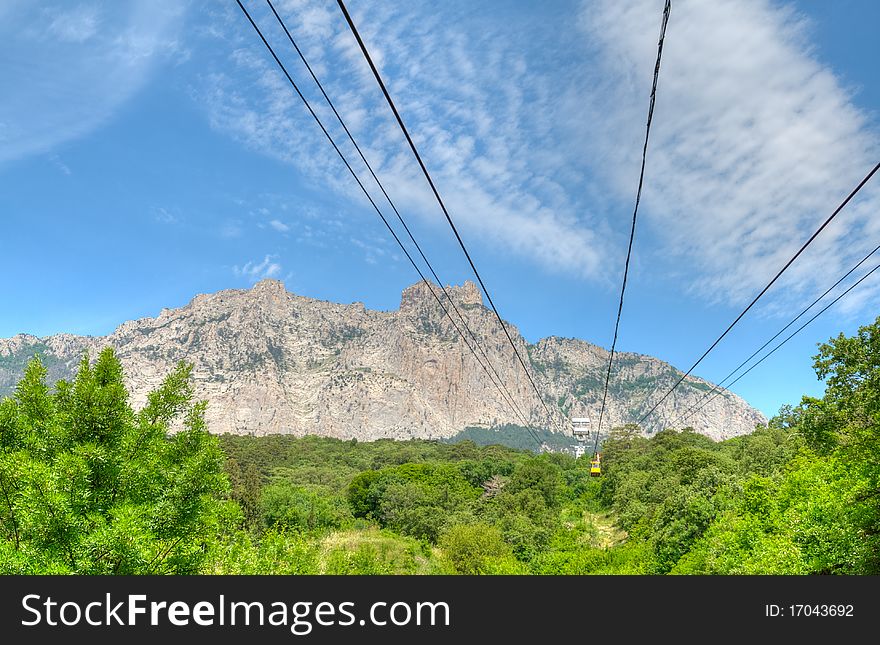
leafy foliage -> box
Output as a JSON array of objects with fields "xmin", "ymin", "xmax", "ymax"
[
  {"xmin": 443, "ymin": 424, "xmax": 573, "ymax": 451},
  {"xmin": 440, "ymin": 523, "xmax": 511, "ymax": 574},
  {"xmin": 3, "ymin": 316, "xmax": 879, "ymax": 575},
  {"xmin": 0, "ymin": 349, "xmax": 230, "ymax": 574},
  {"xmin": 596, "ymin": 317, "xmax": 880, "ymax": 575}
]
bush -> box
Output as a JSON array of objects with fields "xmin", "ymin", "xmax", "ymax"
[
  {"xmin": 439, "ymin": 523, "xmax": 511, "ymax": 574},
  {"xmin": 261, "ymin": 483, "xmax": 351, "ymax": 532}
]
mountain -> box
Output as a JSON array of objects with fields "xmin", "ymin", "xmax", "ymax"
[{"xmin": 0, "ymin": 279, "xmax": 766, "ymax": 443}]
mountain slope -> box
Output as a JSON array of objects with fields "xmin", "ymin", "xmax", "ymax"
[{"xmin": 0, "ymin": 280, "xmax": 766, "ymax": 441}]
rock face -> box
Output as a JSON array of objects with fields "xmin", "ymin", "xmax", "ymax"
[{"xmin": 0, "ymin": 280, "xmax": 766, "ymax": 442}]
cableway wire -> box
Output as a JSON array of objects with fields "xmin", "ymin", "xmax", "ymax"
[
  {"xmin": 235, "ymin": 0, "xmax": 547, "ymax": 448},
  {"xmin": 335, "ymin": 0, "xmax": 566, "ymax": 437},
  {"xmin": 676, "ymin": 257, "xmax": 880, "ymax": 426},
  {"xmin": 667, "ymin": 240, "xmax": 880, "ymax": 430},
  {"xmin": 636, "ymin": 160, "xmax": 880, "ymax": 428},
  {"xmin": 594, "ymin": 0, "xmax": 671, "ymax": 458},
  {"xmin": 264, "ymin": 0, "xmax": 534, "ymax": 436}
]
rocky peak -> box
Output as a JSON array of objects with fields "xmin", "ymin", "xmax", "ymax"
[
  {"xmin": 454, "ymin": 280, "xmax": 483, "ymax": 307},
  {"xmin": 399, "ymin": 280, "xmax": 484, "ymax": 312},
  {"xmin": 399, "ymin": 281, "xmax": 437, "ymax": 311},
  {"xmin": 251, "ymin": 278, "xmax": 287, "ymax": 295},
  {"xmin": 0, "ymin": 334, "xmax": 40, "ymax": 356},
  {"xmin": 0, "ymin": 282, "xmax": 768, "ymax": 442}
]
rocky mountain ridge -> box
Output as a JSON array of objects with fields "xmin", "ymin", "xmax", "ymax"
[{"xmin": 0, "ymin": 280, "xmax": 767, "ymax": 443}]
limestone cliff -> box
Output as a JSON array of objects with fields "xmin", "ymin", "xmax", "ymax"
[{"xmin": 0, "ymin": 280, "xmax": 766, "ymax": 442}]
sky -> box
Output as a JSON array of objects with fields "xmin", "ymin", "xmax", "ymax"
[{"xmin": 1, "ymin": 0, "xmax": 879, "ymax": 421}]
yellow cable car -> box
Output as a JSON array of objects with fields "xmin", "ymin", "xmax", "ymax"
[
  {"xmin": 589, "ymin": 453, "xmax": 602, "ymax": 477},
  {"xmin": 570, "ymin": 416, "xmax": 601, "ymax": 475}
]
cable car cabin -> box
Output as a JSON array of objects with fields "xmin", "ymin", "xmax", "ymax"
[
  {"xmin": 571, "ymin": 417, "xmax": 592, "ymax": 437},
  {"xmin": 589, "ymin": 454, "xmax": 602, "ymax": 477}
]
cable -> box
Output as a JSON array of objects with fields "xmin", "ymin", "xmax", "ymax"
[
  {"xmin": 264, "ymin": 0, "xmax": 533, "ymax": 433},
  {"xmin": 335, "ymin": 0, "xmax": 566, "ymax": 436},
  {"xmin": 667, "ymin": 240, "xmax": 880, "ymax": 429},
  {"xmin": 594, "ymin": 0, "xmax": 671, "ymax": 454},
  {"xmin": 679, "ymin": 258, "xmax": 880, "ymax": 425},
  {"xmin": 637, "ymin": 159, "xmax": 880, "ymax": 427},
  {"xmin": 238, "ymin": 0, "xmax": 541, "ymax": 443},
  {"xmin": 234, "ymin": 0, "xmax": 545, "ymax": 448}
]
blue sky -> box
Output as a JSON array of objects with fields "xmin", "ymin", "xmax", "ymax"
[{"xmin": 1, "ymin": 0, "xmax": 879, "ymax": 421}]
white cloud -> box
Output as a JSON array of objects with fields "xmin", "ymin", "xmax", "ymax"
[
  {"xmin": 269, "ymin": 219, "xmax": 290, "ymax": 232},
  {"xmin": 350, "ymin": 235, "xmax": 391, "ymax": 265},
  {"xmin": 576, "ymin": 0, "xmax": 880, "ymax": 308},
  {"xmin": 197, "ymin": 0, "xmax": 880, "ymax": 317},
  {"xmin": 47, "ymin": 4, "xmax": 100, "ymax": 43},
  {"xmin": 234, "ymin": 255, "xmax": 283, "ymax": 282},
  {"xmin": 197, "ymin": 0, "xmax": 604, "ymax": 280},
  {"xmin": 0, "ymin": 0, "xmax": 187, "ymax": 165},
  {"xmin": 154, "ymin": 206, "xmax": 176, "ymax": 224},
  {"xmin": 48, "ymin": 153, "xmax": 72, "ymax": 176}
]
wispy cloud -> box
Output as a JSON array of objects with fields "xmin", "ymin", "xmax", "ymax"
[
  {"xmin": 0, "ymin": 0, "xmax": 187, "ymax": 165},
  {"xmin": 234, "ymin": 254, "xmax": 283, "ymax": 281},
  {"xmin": 196, "ymin": 0, "xmax": 604, "ymax": 280},
  {"xmin": 269, "ymin": 218, "xmax": 290, "ymax": 232},
  {"xmin": 350, "ymin": 235, "xmax": 392, "ymax": 265},
  {"xmin": 48, "ymin": 153, "xmax": 72, "ymax": 176},
  {"xmin": 153, "ymin": 206, "xmax": 176, "ymax": 224},
  {"xmin": 196, "ymin": 0, "xmax": 879, "ymax": 317},
  {"xmin": 576, "ymin": 0, "xmax": 880, "ymax": 308},
  {"xmin": 228, "ymin": 192, "xmax": 356, "ymax": 252},
  {"xmin": 47, "ymin": 4, "xmax": 100, "ymax": 43}
]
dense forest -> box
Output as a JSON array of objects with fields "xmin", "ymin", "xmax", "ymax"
[{"xmin": 0, "ymin": 318, "xmax": 877, "ymax": 574}]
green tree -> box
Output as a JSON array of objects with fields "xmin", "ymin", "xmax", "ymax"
[
  {"xmin": 377, "ymin": 481, "xmax": 444, "ymax": 542},
  {"xmin": 440, "ymin": 523, "xmax": 511, "ymax": 574},
  {"xmin": 226, "ymin": 456, "xmax": 264, "ymax": 531},
  {"xmin": 346, "ymin": 462, "xmax": 480, "ymax": 542},
  {"xmin": 0, "ymin": 349, "xmax": 231, "ymax": 574},
  {"xmin": 809, "ymin": 318, "xmax": 880, "ymax": 459},
  {"xmin": 261, "ymin": 482, "xmax": 351, "ymax": 532},
  {"xmin": 506, "ymin": 456, "xmax": 563, "ymax": 507},
  {"xmin": 486, "ymin": 488, "xmax": 558, "ymax": 561}
]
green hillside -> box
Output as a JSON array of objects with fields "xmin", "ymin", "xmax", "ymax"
[{"xmin": 1, "ymin": 317, "xmax": 878, "ymax": 575}]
